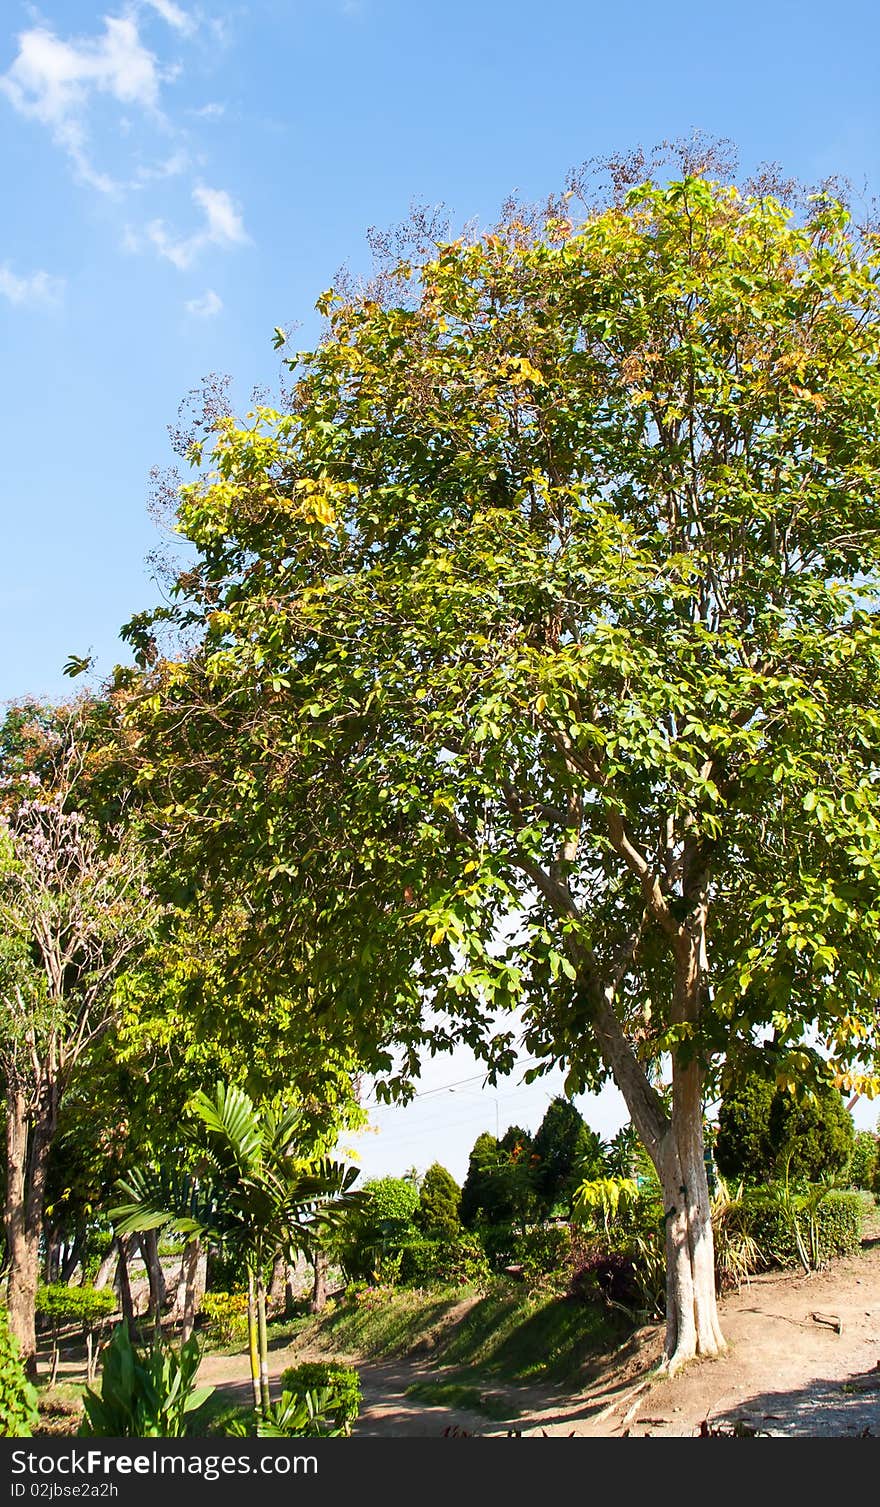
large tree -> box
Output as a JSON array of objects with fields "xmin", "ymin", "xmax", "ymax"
[{"xmin": 120, "ymin": 151, "xmax": 880, "ymax": 1371}]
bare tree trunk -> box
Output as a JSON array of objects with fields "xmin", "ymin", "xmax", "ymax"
[
  {"xmin": 246, "ymin": 1270, "xmax": 261, "ymax": 1412},
  {"xmin": 581, "ymin": 949, "xmax": 725, "ymax": 1376},
  {"xmin": 256, "ymin": 1272, "xmax": 270, "ymax": 1415},
  {"xmin": 309, "ymin": 1249, "xmax": 328, "ymax": 1314}
]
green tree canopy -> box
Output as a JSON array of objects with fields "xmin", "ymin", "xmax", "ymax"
[{"xmin": 121, "ymin": 148, "xmax": 880, "ymax": 1370}]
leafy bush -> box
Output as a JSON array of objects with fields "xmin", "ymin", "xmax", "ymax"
[
  {"xmin": 473, "ymin": 1221, "xmax": 518, "ymax": 1272},
  {"xmin": 225, "ymin": 1388, "xmax": 347, "ymax": 1438},
  {"xmin": 200, "ymin": 1291, "xmax": 248, "ymax": 1346},
  {"xmin": 567, "ymin": 1234, "xmax": 642, "ymax": 1310},
  {"xmin": 710, "ymin": 1181, "xmax": 761, "ymax": 1291},
  {"xmin": 741, "ymin": 1188, "xmax": 863, "ymax": 1269},
  {"xmin": 849, "ymin": 1131, "xmax": 879, "ymax": 1191},
  {"xmin": 512, "ymin": 1225, "xmax": 572, "ymax": 1285},
  {"xmin": 339, "ymin": 1176, "xmax": 420, "ymax": 1280},
  {"xmin": 36, "ymin": 1285, "xmax": 116, "ymax": 1332},
  {"xmin": 0, "ymin": 1314, "xmax": 39, "ymax": 1436},
  {"xmin": 79, "ymin": 1323, "xmax": 213, "ymax": 1436},
  {"xmin": 398, "ymin": 1233, "xmax": 490, "ymax": 1288},
  {"xmin": 279, "ymin": 1361, "xmax": 360, "ymax": 1433}
]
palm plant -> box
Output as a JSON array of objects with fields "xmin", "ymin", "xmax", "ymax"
[{"xmin": 111, "ymin": 1081, "xmax": 360, "ymax": 1417}]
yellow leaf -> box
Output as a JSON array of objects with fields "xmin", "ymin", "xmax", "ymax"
[{"xmin": 430, "ymin": 927, "xmax": 447, "ymax": 946}]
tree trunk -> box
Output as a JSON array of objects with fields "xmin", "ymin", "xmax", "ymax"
[
  {"xmin": 246, "ymin": 1270, "xmax": 261, "ymax": 1413},
  {"xmin": 115, "ymin": 1236, "xmax": 135, "ymax": 1330},
  {"xmin": 268, "ymin": 1252, "xmax": 287, "ymax": 1310},
  {"xmin": 256, "ymin": 1272, "xmax": 270, "ymax": 1415},
  {"xmin": 309, "ymin": 1249, "xmax": 328, "ymax": 1314},
  {"xmin": 92, "ymin": 1246, "xmax": 117, "ymax": 1290},
  {"xmin": 180, "ymin": 1238, "xmax": 204, "ymax": 1342},
  {"xmin": 139, "ymin": 1229, "xmax": 166, "ymax": 1332},
  {"xmin": 4, "ymin": 1079, "xmax": 58, "ymax": 1378},
  {"xmin": 60, "ymin": 1226, "xmax": 86, "ymax": 1285},
  {"xmin": 655, "ymin": 1055, "xmax": 725, "ymax": 1372},
  {"xmin": 586, "ymin": 967, "xmax": 725, "ymax": 1376}
]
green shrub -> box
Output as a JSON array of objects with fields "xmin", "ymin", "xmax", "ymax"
[
  {"xmin": 415, "ymin": 1163, "xmax": 462, "ymax": 1240},
  {"xmin": 279, "ymin": 1361, "xmax": 360, "ymax": 1434},
  {"xmin": 512, "ymin": 1225, "xmax": 572, "ymax": 1284},
  {"xmin": 200, "ymin": 1291, "xmax": 248, "ymax": 1346},
  {"xmin": 339, "ymin": 1176, "xmax": 421, "ymax": 1281},
  {"xmin": 473, "ymin": 1222, "xmax": 518, "ymax": 1272},
  {"xmin": 79, "ymin": 1323, "xmax": 213, "ymax": 1437},
  {"xmin": 36, "ymin": 1285, "xmax": 116, "ymax": 1332},
  {"xmin": 398, "ymin": 1234, "xmax": 490, "ymax": 1288},
  {"xmin": 0, "ymin": 1315, "xmax": 39, "ymax": 1436},
  {"xmin": 850, "ymin": 1131, "xmax": 879, "ymax": 1191},
  {"xmin": 741, "ymin": 1188, "xmax": 863, "ymax": 1269}
]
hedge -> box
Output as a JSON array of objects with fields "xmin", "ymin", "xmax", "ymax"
[
  {"xmin": 279, "ymin": 1362, "xmax": 361, "ymax": 1433},
  {"xmin": 740, "ymin": 1189, "xmax": 863, "ymax": 1269},
  {"xmin": 398, "ymin": 1235, "xmax": 490, "ymax": 1288}
]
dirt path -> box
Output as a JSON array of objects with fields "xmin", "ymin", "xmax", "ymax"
[{"xmin": 198, "ymin": 1246, "xmax": 880, "ymax": 1438}]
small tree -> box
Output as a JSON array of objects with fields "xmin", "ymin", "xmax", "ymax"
[
  {"xmin": 416, "ymin": 1163, "xmax": 462, "ymax": 1240},
  {"xmin": 0, "ymin": 701, "xmax": 153, "ymax": 1372},
  {"xmin": 112, "ymin": 1081, "xmax": 359, "ymax": 1417},
  {"xmin": 532, "ymin": 1097, "xmax": 605, "ymax": 1216},
  {"xmin": 716, "ymin": 1071, "xmax": 854, "ymax": 1184}
]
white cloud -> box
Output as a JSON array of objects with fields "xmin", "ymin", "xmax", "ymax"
[
  {"xmin": 185, "ymin": 288, "xmax": 222, "ymax": 318},
  {"xmin": 142, "ymin": 0, "xmax": 196, "ymax": 35},
  {"xmin": 134, "ymin": 148, "xmax": 190, "ymax": 184},
  {"xmin": 147, "ymin": 184, "xmax": 249, "ymax": 268},
  {"xmin": 0, "ymin": 14, "xmax": 164, "ymax": 191},
  {"xmin": 0, "ymin": 263, "xmax": 64, "ymax": 308},
  {"xmin": 189, "ymin": 101, "xmax": 225, "ymax": 119}
]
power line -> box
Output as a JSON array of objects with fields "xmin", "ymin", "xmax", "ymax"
[{"xmin": 360, "ymin": 1056, "xmax": 544, "ymax": 1109}]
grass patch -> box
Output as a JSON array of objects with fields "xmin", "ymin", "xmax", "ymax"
[
  {"xmin": 300, "ymin": 1280, "xmax": 627, "ymax": 1388},
  {"xmin": 404, "ymin": 1379, "xmax": 520, "ymax": 1421},
  {"xmin": 302, "ymin": 1286, "xmax": 473, "ymax": 1359},
  {"xmin": 437, "ymin": 1284, "xmax": 626, "ymax": 1384}
]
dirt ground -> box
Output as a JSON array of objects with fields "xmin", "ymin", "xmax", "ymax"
[{"xmin": 196, "ymin": 1244, "xmax": 880, "ymax": 1438}]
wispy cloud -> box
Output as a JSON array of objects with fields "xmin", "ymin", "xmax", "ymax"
[
  {"xmin": 0, "ymin": 14, "xmax": 165, "ymax": 192},
  {"xmin": 142, "ymin": 0, "xmax": 196, "ymax": 35},
  {"xmin": 185, "ymin": 288, "xmax": 222, "ymax": 317},
  {"xmin": 189, "ymin": 101, "xmax": 225, "ymax": 120},
  {"xmin": 0, "ymin": 263, "xmax": 64, "ymax": 308},
  {"xmin": 147, "ymin": 184, "xmax": 249, "ymax": 268},
  {"xmin": 133, "ymin": 148, "xmax": 190, "ymax": 185}
]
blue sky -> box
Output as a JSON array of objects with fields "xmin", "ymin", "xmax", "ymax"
[{"xmin": 1, "ymin": 1, "xmax": 878, "ymax": 1174}]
